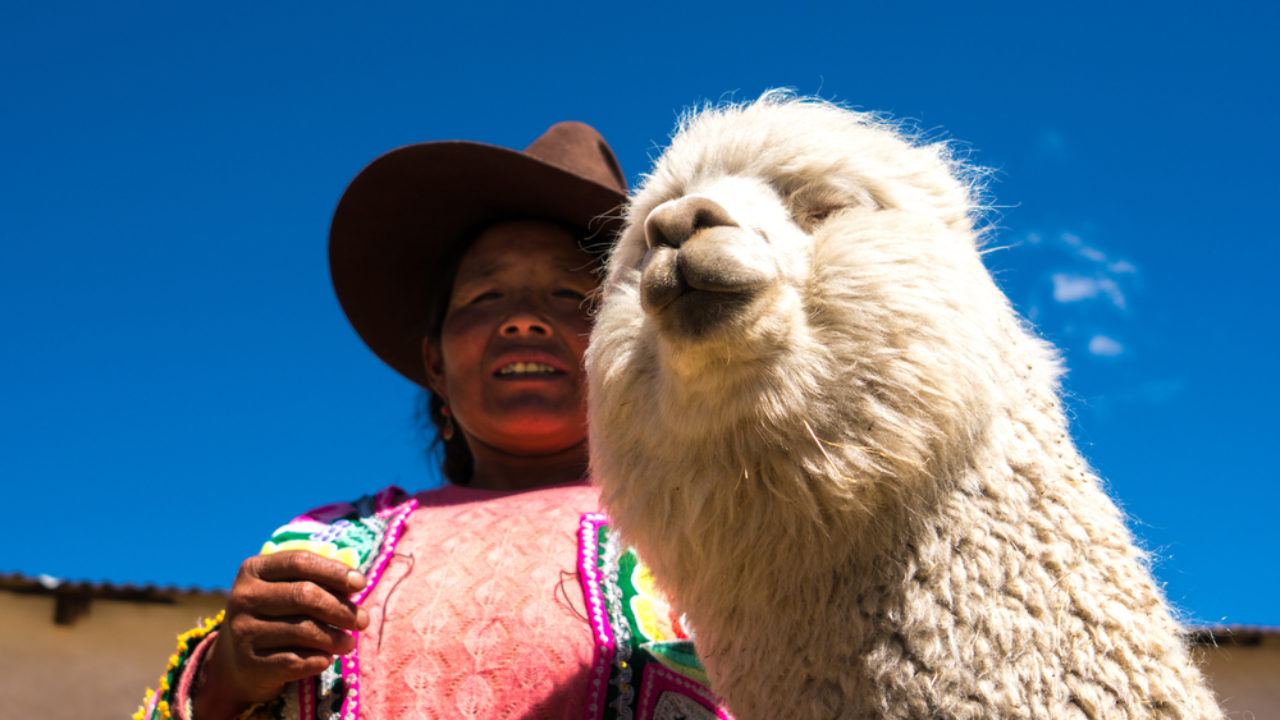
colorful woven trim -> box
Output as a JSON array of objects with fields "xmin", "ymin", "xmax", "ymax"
[
  {"xmin": 258, "ymin": 486, "xmax": 418, "ymax": 720},
  {"xmin": 578, "ymin": 513, "xmax": 734, "ymax": 720},
  {"xmin": 135, "ymin": 486, "xmax": 417, "ymax": 720},
  {"xmin": 135, "ymin": 611, "xmax": 224, "ymax": 720}
]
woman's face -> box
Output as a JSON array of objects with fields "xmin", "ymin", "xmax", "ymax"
[{"xmin": 423, "ymin": 219, "xmax": 598, "ymax": 458}]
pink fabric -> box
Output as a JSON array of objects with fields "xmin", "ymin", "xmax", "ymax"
[
  {"xmin": 172, "ymin": 631, "xmax": 219, "ymax": 720},
  {"xmin": 357, "ymin": 480, "xmax": 601, "ymax": 720},
  {"xmin": 343, "ymin": 492, "xmax": 418, "ymax": 720}
]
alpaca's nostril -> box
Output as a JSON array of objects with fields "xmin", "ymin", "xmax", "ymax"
[
  {"xmin": 644, "ymin": 214, "xmax": 675, "ymax": 249},
  {"xmin": 645, "ymin": 196, "xmax": 738, "ymax": 249}
]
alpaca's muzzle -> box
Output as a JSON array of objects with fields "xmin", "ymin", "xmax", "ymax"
[{"xmin": 638, "ymin": 196, "xmax": 778, "ymax": 332}]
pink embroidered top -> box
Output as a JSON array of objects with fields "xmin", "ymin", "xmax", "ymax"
[
  {"xmin": 138, "ymin": 481, "xmax": 731, "ymax": 720},
  {"xmin": 358, "ymin": 481, "xmax": 600, "ymax": 719}
]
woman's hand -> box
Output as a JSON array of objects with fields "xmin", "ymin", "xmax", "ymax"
[{"xmin": 192, "ymin": 551, "xmax": 369, "ymax": 720}]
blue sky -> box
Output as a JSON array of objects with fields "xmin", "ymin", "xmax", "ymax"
[{"xmin": 2, "ymin": 1, "xmax": 1276, "ymax": 627}]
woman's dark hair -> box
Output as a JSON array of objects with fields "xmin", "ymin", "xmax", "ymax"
[
  {"xmin": 417, "ymin": 217, "xmax": 606, "ymax": 485},
  {"xmin": 416, "ymin": 386, "xmax": 474, "ymax": 485},
  {"xmin": 417, "ymin": 225, "xmax": 480, "ymax": 485}
]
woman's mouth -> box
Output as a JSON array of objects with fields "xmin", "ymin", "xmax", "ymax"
[{"xmin": 496, "ymin": 361, "xmax": 562, "ymax": 377}]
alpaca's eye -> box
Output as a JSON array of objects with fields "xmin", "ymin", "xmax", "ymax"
[{"xmin": 802, "ymin": 207, "xmax": 839, "ymax": 226}]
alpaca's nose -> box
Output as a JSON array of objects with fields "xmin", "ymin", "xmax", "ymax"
[{"xmin": 645, "ymin": 196, "xmax": 738, "ymax": 249}]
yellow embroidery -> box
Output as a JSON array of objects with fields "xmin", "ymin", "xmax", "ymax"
[
  {"xmin": 629, "ymin": 563, "xmax": 684, "ymax": 643},
  {"xmin": 134, "ymin": 610, "xmax": 225, "ymax": 720},
  {"xmin": 260, "ymin": 538, "xmax": 362, "ymax": 568}
]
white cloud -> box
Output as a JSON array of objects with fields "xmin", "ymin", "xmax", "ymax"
[
  {"xmin": 1057, "ymin": 231, "xmax": 1131, "ymax": 269},
  {"xmin": 1097, "ymin": 277, "xmax": 1126, "ymax": 309},
  {"xmin": 1051, "ymin": 273, "xmax": 1126, "ymax": 310},
  {"xmin": 1030, "ymin": 231, "xmax": 1138, "ymax": 368},
  {"xmin": 1078, "ymin": 245, "xmax": 1107, "ymax": 263},
  {"xmin": 1052, "ymin": 274, "xmax": 1101, "ymax": 302},
  {"xmin": 1088, "ymin": 334, "xmax": 1124, "ymax": 356}
]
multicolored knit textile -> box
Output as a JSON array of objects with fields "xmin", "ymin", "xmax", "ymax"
[
  {"xmin": 579, "ymin": 513, "xmax": 732, "ymax": 720},
  {"xmin": 133, "ymin": 612, "xmax": 224, "ymax": 720},
  {"xmin": 135, "ymin": 487, "xmax": 416, "ymax": 720},
  {"xmin": 137, "ymin": 486, "xmax": 730, "ymax": 720}
]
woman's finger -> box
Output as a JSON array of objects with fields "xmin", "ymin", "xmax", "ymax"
[
  {"xmin": 235, "ymin": 645, "xmax": 336, "ymax": 691},
  {"xmin": 250, "ymin": 648, "xmax": 336, "ymax": 682},
  {"xmin": 246, "ymin": 551, "xmax": 367, "ymax": 595},
  {"xmin": 231, "ymin": 579, "xmax": 367, "ymax": 631},
  {"xmin": 230, "ymin": 613, "xmax": 358, "ymax": 658}
]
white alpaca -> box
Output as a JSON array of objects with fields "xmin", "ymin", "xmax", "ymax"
[{"xmin": 586, "ymin": 94, "xmax": 1221, "ymax": 719}]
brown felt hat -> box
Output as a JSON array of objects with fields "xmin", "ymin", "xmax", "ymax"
[{"xmin": 329, "ymin": 122, "xmax": 628, "ymax": 388}]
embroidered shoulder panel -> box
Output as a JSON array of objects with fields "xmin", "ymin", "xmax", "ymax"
[
  {"xmin": 135, "ymin": 487, "xmax": 417, "ymax": 720},
  {"xmin": 259, "ymin": 486, "xmax": 417, "ymax": 720},
  {"xmin": 578, "ymin": 513, "xmax": 734, "ymax": 720}
]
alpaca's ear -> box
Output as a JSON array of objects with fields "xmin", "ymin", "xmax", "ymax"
[{"xmin": 422, "ymin": 337, "xmax": 448, "ymax": 400}]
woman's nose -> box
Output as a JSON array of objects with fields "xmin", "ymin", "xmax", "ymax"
[{"xmin": 500, "ymin": 312, "xmax": 552, "ymax": 338}]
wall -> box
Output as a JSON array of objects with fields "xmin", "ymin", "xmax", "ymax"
[
  {"xmin": 1196, "ymin": 636, "xmax": 1280, "ymax": 719},
  {"xmin": 0, "ymin": 591, "xmax": 224, "ymax": 720},
  {"xmin": 3, "ymin": 588, "xmax": 1276, "ymax": 719}
]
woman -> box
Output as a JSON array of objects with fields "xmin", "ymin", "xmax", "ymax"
[{"xmin": 137, "ymin": 123, "xmax": 726, "ymax": 720}]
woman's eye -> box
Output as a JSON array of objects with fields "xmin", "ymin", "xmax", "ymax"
[
  {"xmin": 554, "ymin": 289, "xmax": 587, "ymax": 300},
  {"xmin": 468, "ymin": 291, "xmax": 500, "ymax": 304}
]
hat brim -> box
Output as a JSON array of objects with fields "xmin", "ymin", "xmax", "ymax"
[{"xmin": 329, "ymin": 140, "xmax": 627, "ymax": 388}]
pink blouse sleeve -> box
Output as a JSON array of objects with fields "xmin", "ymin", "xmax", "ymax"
[{"xmin": 170, "ymin": 630, "xmax": 219, "ymax": 720}]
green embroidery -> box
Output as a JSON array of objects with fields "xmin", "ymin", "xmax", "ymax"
[{"xmin": 594, "ymin": 525, "xmax": 715, "ymax": 719}]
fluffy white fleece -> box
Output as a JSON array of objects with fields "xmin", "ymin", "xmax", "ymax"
[{"xmin": 586, "ymin": 94, "xmax": 1221, "ymax": 719}]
